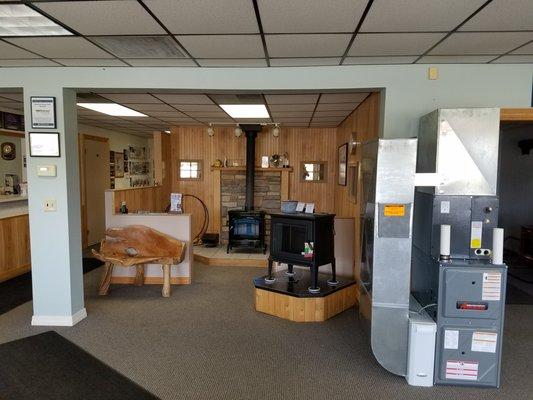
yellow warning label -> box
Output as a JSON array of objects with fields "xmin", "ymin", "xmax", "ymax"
[{"xmin": 384, "ymin": 204, "xmax": 405, "ymax": 217}]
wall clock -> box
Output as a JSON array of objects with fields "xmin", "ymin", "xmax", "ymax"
[{"xmin": 1, "ymin": 142, "xmax": 16, "ymax": 160}]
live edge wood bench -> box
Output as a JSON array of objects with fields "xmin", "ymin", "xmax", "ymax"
[{"xmin": 92, "ymin": 225, "xmax": 186, "ymax": 298}]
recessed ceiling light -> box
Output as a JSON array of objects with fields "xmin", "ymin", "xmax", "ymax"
[
  {"xmin": 77, "ymin": 103, "xmax": 147, "ymax": 117},
  {"xmin": 220, "ymin": 104, "xmax": 269, "ymax": 119},
  {"xmin": 0, "ymin": 4, "xmax": 72, "ymax": 36}
]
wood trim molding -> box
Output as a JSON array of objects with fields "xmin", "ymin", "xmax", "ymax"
[
  {"xmin": 194, "ymin": 253, "xmax": 266, "ymax": 268},
  {"xmin": 82, "ymin": 134, "xmax": 109, "ymax": 142},
  {"xmin": 0, "ymin": 129, "xmax": 25, "ymax": 138},
  {"xmin": 0, "ymin": 264, "xmax": 30, "ymax": 283},
  {"xmin": 500, "ymin": 108, "xmax": 533, "ymax": 122}
]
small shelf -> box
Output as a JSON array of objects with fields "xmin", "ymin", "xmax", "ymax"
[{"xmin": 211, "ymin": 166, "xmax": 292, "ymax": 172}]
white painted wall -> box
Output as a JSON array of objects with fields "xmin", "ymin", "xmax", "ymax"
[{"xmin": 498, "ymin": 124, "xmax": 533, "ymax": 251}]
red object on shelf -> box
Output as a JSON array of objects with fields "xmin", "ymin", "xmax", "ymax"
[{"xmin": 458, "ymin": 302, "xmax": 488, "ymax": 311}]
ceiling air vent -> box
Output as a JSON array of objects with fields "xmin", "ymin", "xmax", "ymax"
[{"xmin": 91, "ymin": 36, "xmax": 185, "ymax": 59}]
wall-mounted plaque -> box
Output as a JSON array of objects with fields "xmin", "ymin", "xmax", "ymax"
[
  {"xmin": 31, "ymin": 96, "xmax": 56, "ymax": 129},
  {"xmin": 29, "ymin": 132, "xmax": 60, "ymax": 157}
]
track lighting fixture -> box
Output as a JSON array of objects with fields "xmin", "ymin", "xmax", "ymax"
[
  {"xmin": 207, "ymin": 123, "xmax": 214, "ymax": 137},
  {"xmin": 272, "ymin": 124, "xmax": 280, "ymax": 137},
  {"xmin": 234, "ymin": 125, "xmax": 243, "ymax": 137}
]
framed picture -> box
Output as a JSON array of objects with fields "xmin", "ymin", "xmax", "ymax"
[
  {"xmin": 28, "ymin": 132, "xmax": 60, "ymax": 157},
  {"xmin": 31, "ymin": 96, "xmax": 56, "ymax": 129},
  {"xmin": 114, "ymin": 152, "xmax": 125, "ymax": 178},
  {"xmin": 338, "ymin": 143, "xmax": 348, "ymax": 186},
  {"xmin": 3, "ymin": 112, "xmax": 24, "ymax": 131}
]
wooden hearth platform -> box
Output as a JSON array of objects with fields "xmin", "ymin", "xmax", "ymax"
[
  {"xmin": 254, "ymin": 270, "xmax": 357, "ymax": 322},
  {"xmin": 194, "ymin": 245, "xmax": 268, "ymax": 268}
]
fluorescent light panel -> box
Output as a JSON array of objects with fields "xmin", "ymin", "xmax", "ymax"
[
  {"xmin": 220, "ymin": 104, "xmax": 269, "ymax": 119},
  {"xmin": 77, "ymin": 103, "xmax": 147, "ymax": 117},
  {"xmin": 0, "ymin": 5, "xmax": 72, "ymax": 36}
]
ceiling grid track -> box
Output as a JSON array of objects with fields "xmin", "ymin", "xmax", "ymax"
[
  {"xmin": 412, "ymin": 0, "xmax": 494, "ymax": 63},
  {"xmin": 339, "ymin": 0, "xmax": 375, "ymax": 65},
  {"xmin": 251, "ymin": 0, "xmax": 270, "ymax": 67},
  {"xmin": 307, "ymin": 94, "xmax": 322, "ymax": 128},
  {"xmin": 136, "ymin": 0, "xmax": 200, "ymax": 67}
]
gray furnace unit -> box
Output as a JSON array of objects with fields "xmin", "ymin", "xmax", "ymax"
[
  {"xmin": 412, "ymin": 108, "xmax": 507, "ymax": 388},
  {"xmin": 361, "ymin": 108, "xmax": 507, "ymax": 389}
]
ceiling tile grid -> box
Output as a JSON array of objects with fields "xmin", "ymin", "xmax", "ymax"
[{"xmin": 0, "ymin": 1, "xmax": 529, "ymax": 67}]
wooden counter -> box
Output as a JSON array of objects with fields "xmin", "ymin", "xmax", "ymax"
[{"xmin": 0, "ymin": 202, "xmax": 30, "ymax": 282}]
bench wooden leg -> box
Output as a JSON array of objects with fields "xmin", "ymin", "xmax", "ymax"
[
  {"xmin": 162, "ymin": 264, "xmax": 171, "ymax": 298},
  {"xmin": 134, "ymin": 264, "xmax": 145, "ymax": 286},
  {"xmin": 99, "ymin": 262, "xmax": 114, "ymax": 296}
]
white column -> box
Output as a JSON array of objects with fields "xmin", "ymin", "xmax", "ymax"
[{"xmin": 23, "ymin": 86, "xmax": 86, "ymax": 326}]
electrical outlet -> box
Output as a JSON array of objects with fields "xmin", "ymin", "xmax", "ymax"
[{"xmin": 43, "ymin": 199, "xmax": 57, "ymax": 212}]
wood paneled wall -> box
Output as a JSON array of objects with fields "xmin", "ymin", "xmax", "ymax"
[
  {"xmin": 335, "ymin": 92, "xmax": 381, "ymax": 288},
  {"xmin": 112, "ymin": 186, "xmax": 165, "ymax": 214},
  {"xmin": 170, "ymin": 126, "xmax": 337, "ymax": 236},
  {"xmin": 0, "ymin": 214, "xmax": 31, "ymax": 282}
]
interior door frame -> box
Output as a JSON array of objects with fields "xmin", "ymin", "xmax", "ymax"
[{"xmin": 79, "ymin": 134, "xmax": 109, "ymax": 248}]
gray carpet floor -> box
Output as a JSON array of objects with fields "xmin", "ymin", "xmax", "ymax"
[{"xmin": 0, "ymin": 262, "xmax": 532, "ymax": 400}]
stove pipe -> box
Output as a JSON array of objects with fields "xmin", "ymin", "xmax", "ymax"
[{"xmin": 241, "ymin": 124, "xmax": 262, "ymax": 211}]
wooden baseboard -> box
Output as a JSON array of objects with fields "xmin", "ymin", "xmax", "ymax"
[
  {"xmin": 110, "ymin": 276, "xmax": 191, "ymax": 285},
  {"xmin": 194, "ymin": 254, "xmax": 267, "ymax": 268},
  {"xmin": 255, "ymin": 284, "xmax": 357, "ymax": 322},
  {"xmin": 0, "ymin": 264, "xmax": 31, "ymax": 283}
]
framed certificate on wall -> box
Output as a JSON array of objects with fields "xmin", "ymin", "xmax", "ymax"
[
  {"xmin": 31, "ymin": 96, "xmax": 56, "ymax": 129},
  {"xmin": 29, "ymin": 132, "xmax": 60, "ymax": 157}
]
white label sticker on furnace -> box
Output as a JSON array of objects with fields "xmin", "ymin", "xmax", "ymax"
[
  {"xmin": 470, "ymin": 221, "xmax": 483, "ymax": 249},
  {"xmin": 482, "ymin": 272, "xmax": 501, "ymax": 301},
  {"xmin": 440, "ymin": 201, "xmax": 450, "ymax": 214},
  {"xmin": 444, "ymin": 330, "xmax": 459, "ymax": 350},
  {"xmin": 445, "ymin": 360, "xmax": 478, "ymax": 381},
  {"xmin": 471, "ymin": 332, "xmax": 497, "ymax": 353}
]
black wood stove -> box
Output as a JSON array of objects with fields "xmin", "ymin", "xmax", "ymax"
[{"xmin": 227, "ymin": 125, "xmax": 267, "ymax": 254}]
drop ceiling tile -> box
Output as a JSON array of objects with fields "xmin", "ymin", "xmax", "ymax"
[
  {"xmin": 349, "ymin": 33, "xmax": 445, "ymax": 56},
  {"xmin": 34, "ymin": 1, "xmax": 164, "ymax": 35},
  {"xmin": 176, "ymin": 104, "xmax": 223, "ymax": 112},
  {"xmin": 275, "ymin": 117, "xmax": 311, "ymax": 123},
  {"xmin": 152, "ymin": 94, "xmax": 213, "ymax": 104},
  {"xmin": 160, "ymin": 118, "xmax": 198, "ymax": 123},
  {"xmin": 265, "ymin": 94, "xmax": 319, "ymax": 104},
  {"xmin": 208, "ymin": 93, "xmax": 263, "ymax": 104},
  {"xmin": 127, "ymin": 103, "xmax": 176, "ymax": 112},
  {"xmin": 53, "ymin": 59, "xmax": 128, "ymax": 67},
  {"xmin": 320, "ymin": 93, "xmax": 369, "ymax": 103},
  {"xmin": 185, "ymin": 111, "xmax": 229, "ymax": 118},
  {"xmin": 97, "ymin": 93, "xmax": 161, "ymax": 104},
  {"xmin": 5, "ymin": 37, "xmax": 113, "ymax": 59},
  {"xmin": 313, "ymin": 110, "xmax": 352, "ymax": 117},
  {"xmin": 144, "ymin": 111, "xmax": 187, "ymax": 117},
  {"xmin": 460, "ymin": 0, "xmax": 533, "ymax": 31},
  {"xmin": 235, "ymin": 118, "xmax": 271, "ymax": 124},
  {"xmin": 91, "ymin": 36, "xmax": 185, "ymax": 58},
  {"xmin": 197, "ymin": 117, "xmax": 234, "ymax": 123},
  {"xmin": 269, "ymin": 57, "xmax": 342, "ymax": 66},
  {"xmin": 266, "ymin": 34, "xmax": 351, "ymax": 57},
  {"xmin": 511, "ymin": 41, "xmax": 533, "ymax": 54},
  {"xmin": 315, "ymin": 102, "xmax": 360, "ymax": 111},
  {"xmin": 176, "ymin": 35, "xmax": 264, "ymax": 58},
  {"xmin": 258, "ymin": 0, "xmax": 367, "ymax": 33},
  {"xmin": 361, "ymin": 0, "xmax": 486, "ymax": 32},
  {"xmin": 271, "ymin": 111, "xmax": 314, "ymax": 118},
  {"xmin": 0, "ymin": 41, "xmax": 40, "ymax": 59},
  {"xmin": 144, "ymin": 0, "xmax": 258, "ymax": 34},
  {"xmin": 492, "ymin": 55, "xmax": 533, "ymax": 63},
  {"xmin": 429, "ymin": 32, "xmax": 533, "ymax": 55},
  {"xmin": 124, "ymin": 58, "xmax": 197, "ymax": 67},
  {"xmin": 197, "ymin": 59, "xmax": 267, "ymax": 67},
  {"xmin": 279, "ymin": 123, "xmax": 309, "ymax": 127},
  {"xmin": 343, "ymin": 56, "xmax": 417, "ymax": 64},
  {"xmin": 0, "ymin": 59, "xmax": 60, "ymax": 67},
  {"xmin": 269, "ymin": 104, "xmax": 316, "ymax": 112},
  {"xmin": 417, "ymin": 55, "xmax": 494, "ymax": 63}
]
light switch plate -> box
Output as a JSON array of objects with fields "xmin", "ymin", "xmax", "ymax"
[
  {"xmin": 37, "ymin": 165, "xmax": 57, "ymax": 177},
  {"xmin": 43, "ymin": 199, "xmax": 57, "ymax": 212}
]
